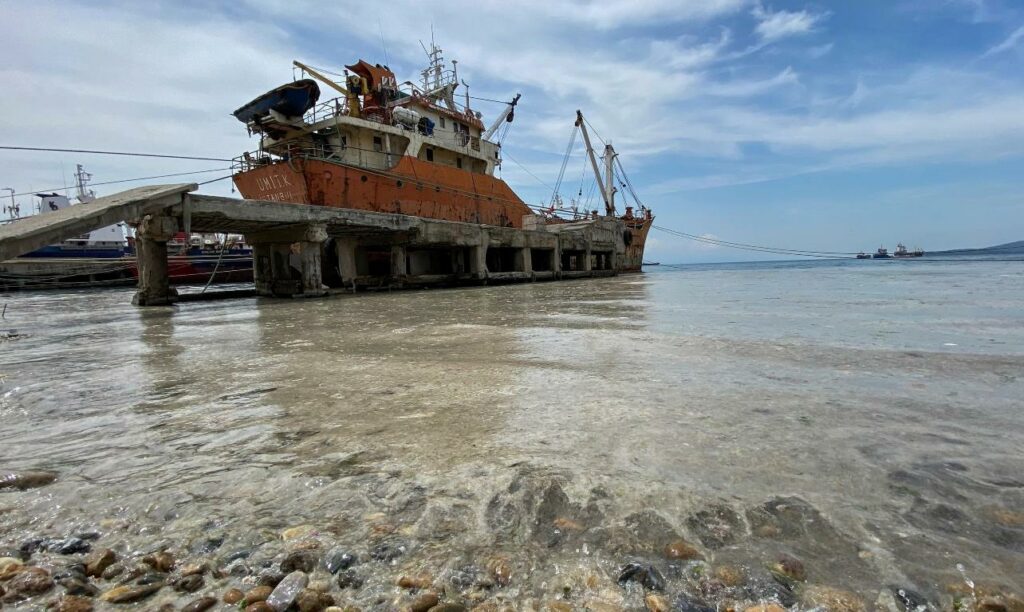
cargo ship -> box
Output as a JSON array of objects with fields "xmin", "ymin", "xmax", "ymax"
[{"xmin": 230, "ymin": 41, "xmax": 652, "ymax": 272}]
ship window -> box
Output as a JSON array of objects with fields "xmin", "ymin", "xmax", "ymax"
[
  {"xmin": 373, "ymin": 136, "xmax": 383, "ymax": 152},
  {"xmin": 426, "ymin": 148, "xmax": 434, "ymax": 162},
  {"xmin": 456, "ymin": 156, "xmax": 463, "ymax": 169},
  {"xmin": 340, "ymin": 135, "xmax": 347, "ymax": 149},
  {"xmin": 439, "ymin": 117, "xmax": 446, "ymax": 129}
]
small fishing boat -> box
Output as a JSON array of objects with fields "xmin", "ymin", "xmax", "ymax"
[
  {"xmin": 232, "ymin": 79, "xmax": 321, "ymax": 124},
  {"xmin": 872, "ymin": 247, "xmax": 891, "ymax": 259},
  {"xmin": 856, "ymin": 252, "xmax": 871, "ymax": 259}
]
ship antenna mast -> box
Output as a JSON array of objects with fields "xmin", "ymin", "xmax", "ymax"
[
  {"xmin": 74, "ymin": 164, "xmax": 95, "ymax": 203},
  {"xmin": 575, "ymin": 110, "xmax": 616, "ymax": 216}
]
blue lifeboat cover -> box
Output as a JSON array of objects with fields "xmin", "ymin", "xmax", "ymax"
[{"xmin": 233, "ymin": 79, "xmax": 321, "ymax": 123}]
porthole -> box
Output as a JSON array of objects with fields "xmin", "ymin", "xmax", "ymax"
[
  {"xmin": 360, "ymin": 175, "xmax": 368, "ymax": 182},
  {"xmin": 396, "ymin": 180, "xmax": 403, "ymax": 188}
]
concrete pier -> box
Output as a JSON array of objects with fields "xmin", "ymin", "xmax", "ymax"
[{"xmin": 0, "ymin": 184, "xmax": 629, "ymax": 306}]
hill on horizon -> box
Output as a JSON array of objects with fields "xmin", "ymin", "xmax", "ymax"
[{"xmin": 932, "ymin": 240, "xmax": 1024, "ymax": 255}]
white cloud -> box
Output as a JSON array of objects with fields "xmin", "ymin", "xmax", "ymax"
[
  {"xmin": 983, "ymin": 25, "xmax": 1024, "ymax": 57},
  {"xmin": 752, "ymin": 3, "xmax": 826, "ymax": 42}
]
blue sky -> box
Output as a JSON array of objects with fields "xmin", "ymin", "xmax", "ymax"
[{"xmin": 1, "ymin": 0, "xmax": 1022, "ymax": 262}]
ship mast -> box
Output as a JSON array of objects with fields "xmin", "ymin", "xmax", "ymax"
[
  {"xmin": 74, "ymin": 164, "xmax": 95, "ymax": 203},
  {"xmin": 575, "ymin": 110, "xmax": 616, "ymax": 216}
]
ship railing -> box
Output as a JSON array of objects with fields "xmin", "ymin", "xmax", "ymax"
[
  {"xmin": 232, "ymin": 142, "xmax": 397, "ymax": 174},
  {"xmin": 304, "ymin": 97, "xmax": 350, "ymax": 124}
]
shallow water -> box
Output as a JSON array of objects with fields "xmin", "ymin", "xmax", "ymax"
[{"xmin": 1, "ymin": 257, "xmax": 1022, "ymax": 609}]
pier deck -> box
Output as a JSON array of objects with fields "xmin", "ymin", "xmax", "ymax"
[{"xmin": 0, "ymin": 184, "xmax": 627, "ymax": 305}]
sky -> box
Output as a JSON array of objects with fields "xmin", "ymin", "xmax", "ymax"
[{"xmin": 1, "ymin": 0, "xmax": 1022, "ymax": 262}]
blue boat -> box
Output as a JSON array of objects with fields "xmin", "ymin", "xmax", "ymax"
[{"xmin": 233, "ymin": 79, "xmax": 321, "ymax": 123}]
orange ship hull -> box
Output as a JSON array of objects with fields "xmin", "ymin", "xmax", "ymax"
[
  {"xmin": 233, "ymin": 156, "xmax": 535, "ymax": 228},
  {"xmin": 233, "ymin": 155, "xmax": 651, "ymax": 272}
]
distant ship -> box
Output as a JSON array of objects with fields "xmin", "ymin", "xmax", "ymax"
[
  {"xmin": 856, "ymin": 252, "xmax": 871, "ymax": 259},
  {"xmin": 893, "ymin": 242, "xmax": 924, "ymax": 257},
  {"xmin": 872, "ymin": 246, "xmax": 891, "ymax": 259}
]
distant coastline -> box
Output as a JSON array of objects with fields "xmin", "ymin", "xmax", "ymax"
[{"xmin": 929, "ymin": 240, "xmax": 1024, "ymax": 256}]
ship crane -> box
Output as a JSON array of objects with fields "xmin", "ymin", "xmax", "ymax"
[
  {"xmin": 576, "ymin": 110, "xmax": 617, "ymax": 216},
  {"xmin": 483, "ymin": 94, "xmax": 522, "ymax": 141}
]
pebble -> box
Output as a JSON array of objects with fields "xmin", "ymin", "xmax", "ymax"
[
  {"xmin": 266, "ymin": 570, "xmax": 309, "ymax": 611},
  {"xmin": 769, "ymin": 553, "xmax": 806, "ymax": 583},
  {"xmin": 429, "ymin": 604, "xmax": 468, "ymax": 612},
  {"xmin": 295, "ymin": 588, "xmax": 335, "ymax": 612},
  {"xmin": 142, "ymin": 551, "xmax": 176, "ymax": 572},
  {"xmin": 84, "ymin": 548, "xmax": 117, "ymax": 577},
  {"xmin": 336, "ymin": 569, "xmax": 364, "ymax": 589},
  {"xmin": 743, "ymin": 605, "xmax": 786, "ymax": 612},
  {"xmin": 59, "ymin": 577, "xmax": 99, "ymax": 597},
  {"xmin": 224, "ymin": 588, "xmax": 245, "ymax": 603},
  {"xmin": 281, "ymin": 550, "xmax": 318, "ymax": 573},
  {"xmin": 173, "ymin": 573, "xmax": 205, "ymax": 593},
  {"xmin": 50, "ymin": 595, "xmax": 94, "ymax": 612},
  {"xmin": 46, "ymin": 538, "xmax": 91, "ymax": 555},
  {"xmin": 136, "ymin": 571, "xmax": 167, "ymax": 585},
  {"xmin": 180, "ymin": 562, "xmax": 208, "ymax": 576},
  {"xmin": 323, "ymin": 547, "xmax": 357, "ymax": 574},
  {"xmin": 663, "ymin": 539, "xmax": 703, "ymax": 560},
  {"xmin": 101, "ymin": 562, "xmax": 124, "ymax": 580},
  {"xmin": 487, "ymin": 557, "xmax": 513, "ymax": 587},
  {"xmin": 890, "ymin": 586, "xmax": 929, "ymax": 612},
  {"xmin": 3, "ymin": 566, "xmax": 54, "ymax": 600},
  {"xmin": 714, "ymin": 565, "xmax": 744, "ymax": 587},
  {"xmin": 245, "ymin": 585, "xmax": 274, "ymax": 604},
  {"xmin": 617, "ymin": 562, "xmax": 666, "ymax": 592},
  {"xmin": 398, "ymin": 574, "xmax": 433, "ymax": 590},
  {"xmin": 407, "ymin": 592, "xmax": 439, "ymax": 612},
  {"xmin": 645, "ymin": 593, "xmax": 670, "ymax": 612},
  {"xmin": 672, "ymin": 594, "xmax": 715, "ymax": 612},
  {"xmin": 282, "ymin": 525, "xmax": 316, "ymax": 541},
  {"xmin": 0, "ymin": 470, "xmax": 58, "ymax": 490},
  {"xmin": 246, "ymin": 603, "xmax": 276, "ymax": 612},
  {"xmin": 181, "ymin": 596, "xmax": 218, "ymax": 612},
  {"xmin": 98, "ymin": 583, "xmax": 163, "ymax": 603},
  {"xmin": 0, "ymin": 557, "xmax": 24, "ymax": 580},
  {"xmin": 369, "ymin": 539, "xmax": 407, "ymax": 561},
  {"xmin": 258, "ymin": 569, "xmax": 287, "ymax": 587},
  {"xmin": 801, "ymin": 585, "xmax": 867, "ymax": 612}
]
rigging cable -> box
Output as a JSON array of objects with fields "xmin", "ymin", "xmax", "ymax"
[
  {"xmin": 501, "ymin": 151, "xmax": 556, "ymax": 192},
  {"xmin": 0, "ymin": 146, "xmax": 232, "ymax": 162},
  {"xmin": 548, "ymin": 126, "xmax": 577, "ymax": 207},
  {"xmin": 7, "ymin": 167, "xmax": 232, "ymax": 199},
  {"xmin": 653, "ymin": 225, "xmax": 857, "ymax": 259}
]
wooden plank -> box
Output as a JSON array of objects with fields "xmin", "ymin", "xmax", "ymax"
[{"xmin": 0, "ymin": 184, "xmax": 196, "ymax": 261}]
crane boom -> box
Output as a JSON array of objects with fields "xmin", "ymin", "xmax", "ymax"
[
  {"xmin": 484, "ymin": 94, "xmax": 521, "ymax": 141},
  {"xmin": 576, "ymin": 110, "xmax": 614, "ymax": 215},
  {"xmin": 292, "ymin": 61, "xmax": 349, "ymax": 97}
]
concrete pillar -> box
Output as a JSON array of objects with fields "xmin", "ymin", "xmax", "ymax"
[
  {"xmin": 298, "ymin": 224, "xmax": 328, "ymax": 297},
  {"xmin": 583, "ymin": 247, "xmax": 593, "ymax": 272},
  {"xmin": 468, "ymin": 231, "xmax": 488, "ymax": 280},
  {"xmin": 132, "ymin": 214, "xmax": 178, "ymax": 306},
  {"xmin": 516, "ymin": 247, "xmax": 533, "ymax": 275},
  {"xmin": 390, "ymin": 245, "xmax": 407, "ymax": 278},
  {"xmin": 246, "ymin": 223, "xmax": 328, "ymax": 298},
  {"xmin": 252, "ymin": 243, "xmax": 273, "ymax": 296},
  {"xmin": 336, "ymin": 237, "xmax": 358, "ymax": 288}
]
